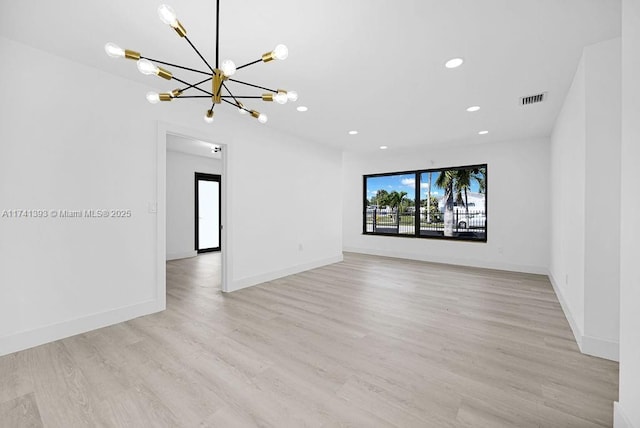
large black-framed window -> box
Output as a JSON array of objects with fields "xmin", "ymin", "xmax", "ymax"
[
  {"xmin": 195, "ymin": 172, "xmax": 222, "ymax": 253},
  {"xmin": 363, "ymin": 164, "xmax": 487, "ymax": 242}
]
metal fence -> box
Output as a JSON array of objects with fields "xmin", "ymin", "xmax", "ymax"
[{"xmin": 365, "ymin": 209, "xmax": 486, "ymax": 234}]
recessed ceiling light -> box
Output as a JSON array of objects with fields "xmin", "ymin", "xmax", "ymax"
[
  {"xmin": 478, "ymin": 130, "xmax": 489, "ymax": 135},
  {"xmin": 380, "ymin": 146, "xmax": 388, "ymax": 150},
  {"xmin": 296, "ymin": 106, "xmax": 308, "ymax": 112},
  {"xmin": 349, "ymin": 131, "xmax": 358, "ymax": 135},
  {"xmin": 445, "ymin": 58, "xmax": 464, "ymax": 69},
  {"xmin": 466, "ymin": 106, "xmax": 480, "ymax": 112}
]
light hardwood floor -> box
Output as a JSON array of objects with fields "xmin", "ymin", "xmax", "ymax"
[{"xmin": 0, "ymin": 252, "xmax": 618, "ymax": 427}]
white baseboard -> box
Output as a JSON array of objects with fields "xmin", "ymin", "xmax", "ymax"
[
  {"xmin": 582, "ymin": 335, "xmax": 619, "ymax": 361},
  {"xmin": 228, "ymin": 254, "xmax": 344, "ymax": 292},
  {"xmin": 166, "ymin": 251, "xmax": 197, "ymax": 261},
  {"xmin": 0, "ymin": 299, "xmax": 163, "ymax": 357},
  {"xmin": 548, "ymin": 272, "xmax": 619, "ymax": 361},
  {"xmin": 548, "ymin": 272, "xmax": 584, "ymax": 349},
  {"xmin": 342, "ymin": 246, "xmax": 548, "ymax": 275},
  {"xmin": 615, "ymin": 402, "xmax": 636, "ymax": 428}
]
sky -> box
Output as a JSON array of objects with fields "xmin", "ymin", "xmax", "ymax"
[{"xmin": 366, "ymin": 171, "xmax": 483, "ymax": 203}]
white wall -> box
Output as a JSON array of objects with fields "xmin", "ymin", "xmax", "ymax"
[
  {"xmin": 549, "ymin": 38, "xmax": 621, "ymax": 361},
  {"xmin": 226, "ymin": 125, "xmax": 343, "ymax": 289},
  {"xmin": 166, "ymin": 148, "xmax": 222, "ymax": 260},
  {"xmin": 550, "ymin": 55, "xmax": 587, "ymax": 336},
  {"xmin": 584, "ymin": 38, "xmax": 621, "ymax": 355},
  {"xmin": 342, "ymin": 138, "xmax": 550, "ymax": 274},
  {"xmin": 0, "ymin": 37, "xmax": 161, "ymax": 357},
  {"xmin": 616, "ymin": 1, "xmax": 640, "ymax": 426},
  {"xmin": 0, "ymin": 36, "xmax": 343, "ymax": 356}
]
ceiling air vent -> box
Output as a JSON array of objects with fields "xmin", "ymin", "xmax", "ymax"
[{"xmin": 520, "ymin": 92, "xmax": 547, "ymax": 106}]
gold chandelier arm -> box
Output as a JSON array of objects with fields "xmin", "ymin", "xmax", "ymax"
[
  {"xmin": 173, "ymin": 21, "xmax": 187, "ymax": 38},
  {"xmin": 156, "ymin": 67, "xmax": 173, "ymax": 80},
  {"xmin": 261, "ymin": 52, "xmax": 276, "ymax": 62},
  {"xmin": 124, "ymin": 50, "xmax": 141, "ymax": 60}
]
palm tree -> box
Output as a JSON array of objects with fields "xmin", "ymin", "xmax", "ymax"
[
  {"xmin": 454, "ymin": 169, "xmax": 472, "ymax": 225},
  {"xmin": 438, "ymin": 167, "xmax": 487, "ymax": 235},
  {"xmin": 472, "ymin": 166, "xmax": 487, "ymax": 215},
  {"xmin": 387, "ymin": 191, "xmax": 408, "ymax": 212},
  {"xmin": 386, "ymin": 190, "xmax": 407, "ymax": 226},
  {"xmin": 436, "ymin": 170, "xmax": 456, "ymax": 236},
  {"xmin": 373, "ymin": 189, "xmax": 390, "ymax": 209},
  {"xmin": 474, "ymin": 168, "xmax": 486, "ymax": 194},
  {"xmin": 436, "ymin": 168, "xmax": 487, "ymax": 236}
]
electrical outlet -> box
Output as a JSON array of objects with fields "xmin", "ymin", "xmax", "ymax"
[
  {"xmin": 497, "ymin": 246, "xmax": 503, "ymax": 254},
  {"xmin": 148, "ymin": 202, "xmax": 157, "ymax": 213}
]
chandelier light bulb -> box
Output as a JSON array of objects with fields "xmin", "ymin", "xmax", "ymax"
[
  {"xmin": 274, "ymin": 91, "xmax": 288, "ymax": 104},
  {"xmin": 258, "ymin": 113, "xmax": 268, "ymax": 124},
  {"xmin": 146, "ymin": 92, "xmax": 160, "ymax": 104},
  {"xmin": 204, "ymin": 110, "xmax": 214, "ymax": 123},
  {"xmin": 273, "ymin": 44, "xmax": 289, "ymax": 60},
  {"xmin": 287, "ymin": 90, "xmax": 298, "ymax": 102},
  {"xmin": 220, "ymin": 59, "xmax": 236, "ymax": 77},
  {"xmin": 137, "ymin": 59, "xmax": 158, "ymax": 75},
  {"xmin": 158, "ymin": 4, "xmax": 178, "ymax": 27},
  {"xmin": 104, "ymin": 42, "xmax": 125, "ymax": 58}
]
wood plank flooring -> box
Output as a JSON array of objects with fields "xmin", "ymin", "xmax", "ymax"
[{"xmin": 0, "ymin": 252, "xmax": 618, "ymax": 427}]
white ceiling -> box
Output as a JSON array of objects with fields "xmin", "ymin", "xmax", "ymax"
[{"xmin": 0, "ymin": 0, "xmax": 621, "ymax": 152}]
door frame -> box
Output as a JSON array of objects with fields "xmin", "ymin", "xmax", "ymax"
[
  {"xmin": 156, "ymin": 121, "xmax": 231, "ymax": 299},
  {"xmin": 195, "ymin": 172, "xmax": 222, "ymax": 253}
]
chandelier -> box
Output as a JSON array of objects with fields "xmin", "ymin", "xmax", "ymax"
[{"xmin": 104, "ymin": 0, "xmax": 297, "ymax": 124}]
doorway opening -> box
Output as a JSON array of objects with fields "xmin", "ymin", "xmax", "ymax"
[
  {"xmin": 163, "ymin": 131, "xmax": 226, "ymax": 298},
  {"xmin": 195, "ymin": 173, "xmax": 221, "ymax": 253}
]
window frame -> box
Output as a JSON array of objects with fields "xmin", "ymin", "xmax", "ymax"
[{"xmin": 362, "ymin": 163, "xmax": 488, "ymax": 243}]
